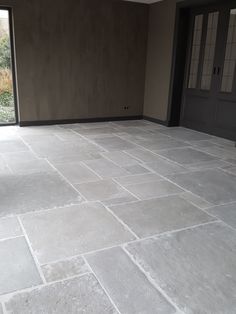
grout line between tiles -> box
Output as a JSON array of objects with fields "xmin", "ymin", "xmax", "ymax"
[
  {"xmin": 122, "ymin": 246, "xmax": 184, "ymax": 314},
  {"xmin": 122, "ymin": 149, "xmax": 150, "ymax": 163},
  {"xmin": 0, "ymin": 272, "xmax": 93, "ymax": 304},
  {"xmin": 40, "ymin": 254, "xmax": 87, "ymax": 267},
  {"xmin": 206, "ymin": 199, "xmax": 236, "ymax": 209},
  {"xmin": 17, "ymin": 217, "xmax": 47, "ymax": 285},
  {"xmin": 5, "ymin": 163, "xmax": 13, "ymax": 174},
  {"xmin": 101, "ymin": 198, "xmax": 139, "ymax": 207},
  {"xmin": 83, "ymin": 257, "xmax": 122, "ymax": 314},
  {"xmin": 178, "ymin": 192, "xmax": 213, "ymax": 210},
  {"xmin": 53, "ymin": 129, "xmax": 83, "ymax": 141},
  {"xmin": 151, "ymin": 220, "xmax": 220, "ymax": 239},
  {"xmin": 6, "ymin": 202, "xmax": 86, "ymax": 219},
  {"xmin": 0, "ymin": 235, "xmax": 24, "ymax": 243},
  {"xmin": 150, "ymin": 170, "xmax": 215, "ymax": 206},
  {"xmin": 112, "ymin": 178, "xmax": 141, "ymax": 201},
  {"xmin": 142, "ymin": 162, "xmax": 192, "ymax": 177},
  {"xmin": 192, "ymin": 146, "xmax": 236, "ymax": 160},
  {"xmin": 100, "ymin": 202, "xmax": 139, "ymax": 240},
  {"xmin": 111, "ymin": 171, "xmax": 158, "ymax": 180},
  {"xmin": 219, "ymin": 167, "xmax": 236, "ymax": 176},
  {"xmin": 45, "ymin": 159, "xmax": 83, "ymax": 197},
  {"xmin": 70, "ymin": 129, "xmax": 109, "ymax": 153},
  {"xmin": 80, "ymin": 161, "xmax": 103, "ymax": 180},
  {"xmin": 42, "ymin": 271, "xmax": 92, "ymax": 285},
  {"xmin": 157, "ymin": 145, "xmax": 222, "ymax": 161},
  {"xmin": 194, "ymin": 206, "xmax": 236, "ymax": 233},
  {"xmin": 100, "ymin": 151, "xmax": 139, "ymax": 168},
  {"xmin": 16, "ymin": 134, "xmax": 41, "ymax": 159},
  {"xmin": 115, "ymin": 134, "xmax": 189, "ymax": 168},
  {"xmin": 70, "ymin": 186, "xmax": 89, "ymax": 202},
  {"xmin": 114, "ymin": 173, "xmax": 159, "ymax": 182}
]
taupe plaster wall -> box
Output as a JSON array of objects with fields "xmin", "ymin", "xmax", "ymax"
[
  {"xmin": 143, "ymin": 0, "xmax": 176, "ymax": 122},
  {"xmin": 2, "ymin": 0, "xmax": 148, "ymax": 122}
]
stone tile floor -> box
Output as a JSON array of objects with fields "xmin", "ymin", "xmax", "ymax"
[{"xmin": 0, "ymin": 120, "xmax": 236, "ymax": 313}]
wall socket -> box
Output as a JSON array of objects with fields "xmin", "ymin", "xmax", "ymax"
[{"xmin": 123, "ymin": 106, "xmax": 129, "ymax": 110}]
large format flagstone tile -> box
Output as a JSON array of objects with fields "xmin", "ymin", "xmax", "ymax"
[
  {"xmin": 86, "ymin": 247, "xmax": 175, "ymax": 314},
  {"xmin": 168, "ymin": 169, "xmax": 236, "ymax": 205},
  {"xmin": 125, "ymin": 179, "xmax": 184, "ymax": 200},
  {"xmin": 109, "ymin": 195, "xmax": 214, "ymax": 237},
  {"xmin": 41, "ymin": 256, "xmax": 90, "ymax": 283},
  {"xmin": 126, "ymin": 222, "xmax": 236, "ymax": 314},
  {"xmin": 0, "ymin": 237, "xmax": 42, "ymax": 295},
  {"xmin": 73, "ymin": 126, "xmax": 119, "ymax": 138},
  {"xmin": 75, "ymin": 179, "xmax": 136, "ymax": 204},
  {"xmin": 92, "ymin": 135, "xmax": 137, "ymax": 151},
  {"xmin": 125, "ymin": 147, "xmax": 162, "ymax": 163},
  {"xmin": 5, "ymin": 274, "xmax": 117, "ymax": 314},
  {"xmin": 101, "ymin": 151, "xmax": 139, "ymax": 167},
  {"xmin": 1, "ymin": 122, "xmax": 236, "ymax": 312},
  {"xmin": 8, "ymin": 159, "xmax": 54, "ymax": 175},
  {"xmin": 1, "ymin": 151, "xmax": 38, "ymax": 164},
  {"xmin": 0, "ymin": 217, "xmax": 22, "ymax": 240},
  {"xmin": 54, "ymin": 162, "xmax": 100, "ymax": 184},
  {"xmin": 114, "ymin": 173, "xmax": 162, "ymax": 186},
  {"xmin": 0, "ymin": 172, "xmax": 81, "ymax": 217},
  {"xmin": 206, "ymin": 202, "xmax": 236, "ymax": 229},
  {"xmin": 157, "ymin": 147, "xmax": 218, "ymax": 166},
  {"xmin": 159, "ymin": 127, "xmax": 213, "ymax": 141},
  {"xmin": 0, "ymin": 139, "xmax": 29, "ymax": 153},
  {"xmin": 84, "ymin": 158, "xmax": 129, "ymax": 178},
  {"xmin": 20, "ymin": 202, "xmax": 135, "ymax": 264}
]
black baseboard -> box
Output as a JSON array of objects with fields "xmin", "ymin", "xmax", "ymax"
[
  {"xmin": 143, "ymin": 115, "xmax": 169, "ymax": 126},
  {"xmin": 18, "ymin": 115, "xmax": 171, "ymax": 128},
  {"xmin": 19, "ymin": 115, "xmax": 143, "ymax": 127},
  {"xmin": 0, "ymin": 122, "xmax": 18, "ymax": 127}
]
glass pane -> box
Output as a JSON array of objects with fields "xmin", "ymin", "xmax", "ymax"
[
  {"xmin": 188, "ymin": 15, "xmax": 203, "ymax": 89},
  {"xmin": 201, "ymin": 12, "xmax": 219, "ymax": 90},
  {"xmin": 221, "ymin": 9, "xmax": 236, "ymax": 93}
]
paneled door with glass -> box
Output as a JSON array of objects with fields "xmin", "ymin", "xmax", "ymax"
[{"xmin": 181, "ymin": 2, "xmax": 236, "ymax": 141}]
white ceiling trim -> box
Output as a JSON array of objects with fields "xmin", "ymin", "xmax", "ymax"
[{"xmin": 122, "ymin": 0, "xmax": 163, "ymax": 4}]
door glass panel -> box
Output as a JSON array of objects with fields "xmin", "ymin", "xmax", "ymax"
[
  {"xmin": 201, "ymin": 12, "xmax": 219, "ymax": 90},
  {"xmin": 188, "ymin": 15, "xmax": 203, "ymax": 89},
  {"xmin": 221, "ymin": 9, "xmax": 236, "ymax": 93}
]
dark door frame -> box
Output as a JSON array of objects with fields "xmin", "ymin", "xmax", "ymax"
[
  {"xmin": 167, "ymin": 0, "xmax": 235, "ymax": 131},
  {"xmin": 0, "ymin": 6, "xmax": 19, "ymax": 126}
]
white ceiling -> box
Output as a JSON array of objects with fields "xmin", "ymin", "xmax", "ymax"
[{"xmin": 123, "ymin": 0, "xmax": 163, "ymax": 4}]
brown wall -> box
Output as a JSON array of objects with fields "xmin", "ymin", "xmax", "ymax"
[
  {"xmin": 143, "ymin": 0, "xmax": 176, "ymax": 122},
  {"xmin": 4, "ymin": 0, "xmax": 148, "ymax": 122}
]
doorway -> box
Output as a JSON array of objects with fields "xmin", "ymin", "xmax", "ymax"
[
  {"xmin": 0, "ymin": 8, "xmax": 17, "ymax": 125},
  {"xmin": 169, "ymin": 0, "xmax": 236, "ymax": 141}
]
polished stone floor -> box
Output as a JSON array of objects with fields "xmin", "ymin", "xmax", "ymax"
[{"xmin": 0, "ymin": 120, "xmax": 236, "ymax": 313}]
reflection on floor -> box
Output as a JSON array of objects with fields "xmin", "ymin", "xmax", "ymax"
[{"xmin": 0, "ymin": 120, "xmax": 236, "ymax": 313}]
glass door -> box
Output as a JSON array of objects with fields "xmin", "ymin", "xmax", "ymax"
[
  {"xmin": 181, "ymin": 2, "xmax": 236, "ymax": 140},
  {"xmin": 0, "ymin": 9, "xmax": 17, "ymax": 125}
]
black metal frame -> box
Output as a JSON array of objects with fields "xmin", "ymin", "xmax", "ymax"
[{"xmin": 0, "ymin": 6, "xmax": 19, "ymax": 127}]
